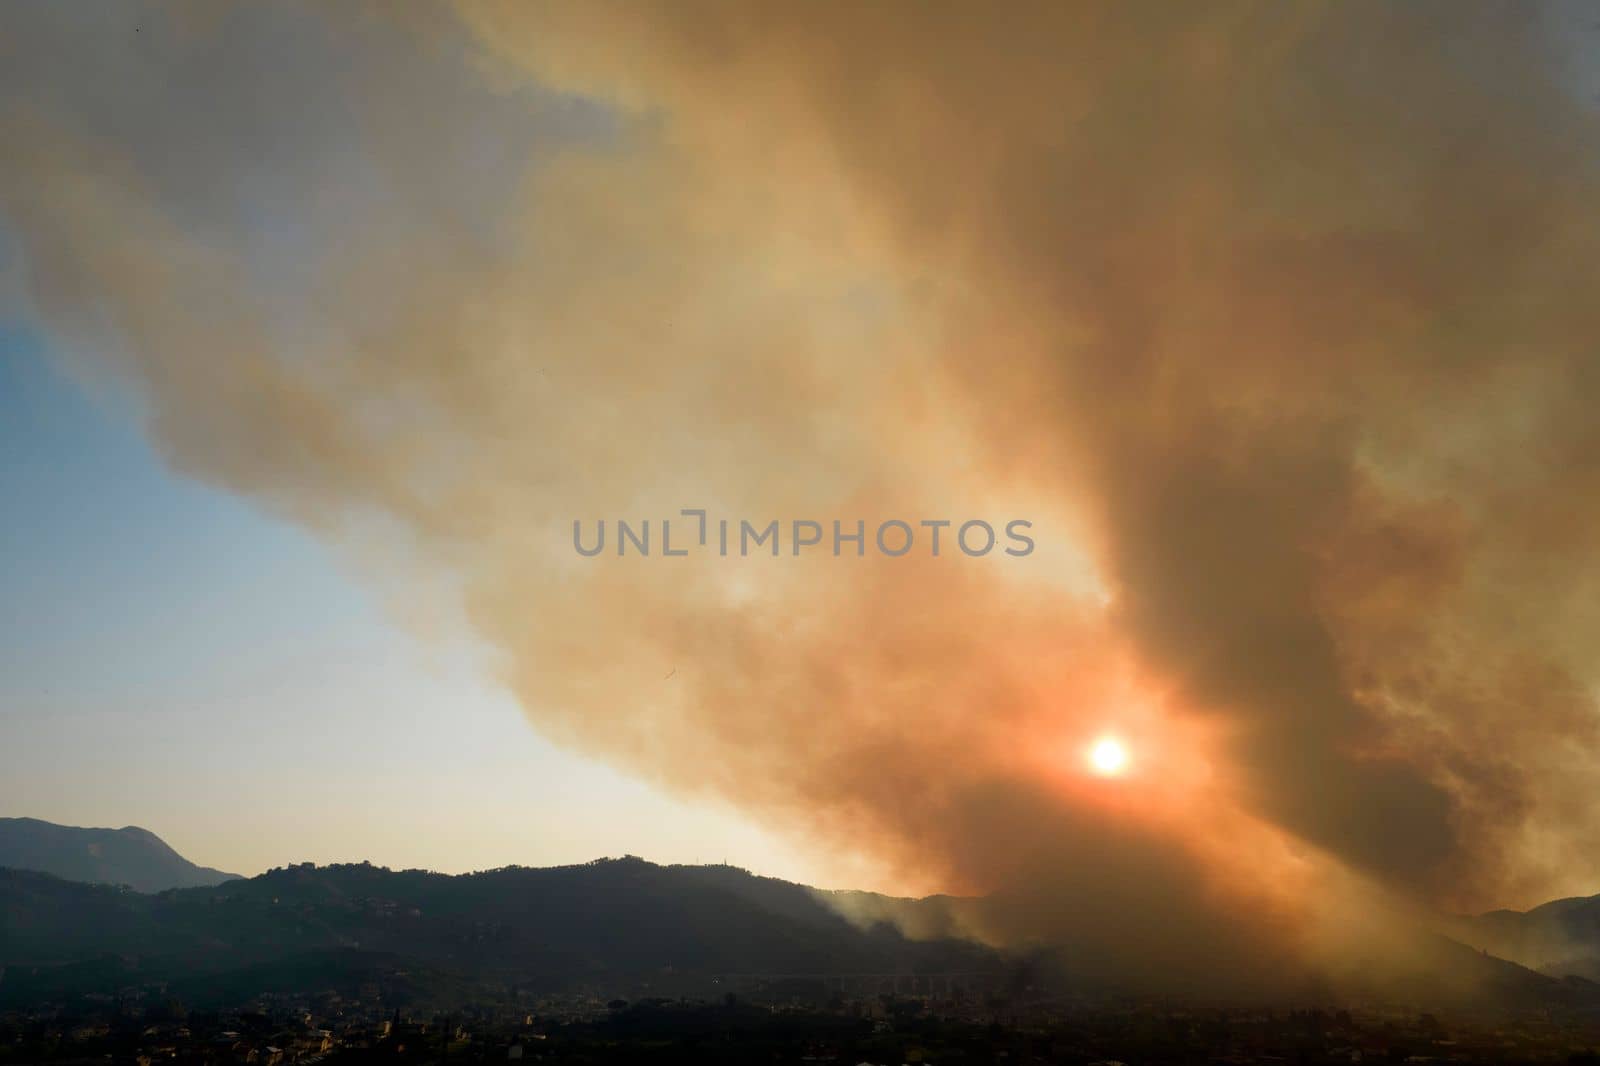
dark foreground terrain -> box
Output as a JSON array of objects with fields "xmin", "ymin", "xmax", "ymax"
[{"xmin": 8, "ymin": 991, "xmax": 1600, "ymax": 1066}]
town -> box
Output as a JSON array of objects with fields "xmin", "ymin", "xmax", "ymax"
[{"xmin": 8, "ymin": 980, "xmax": 1600, "ymax": 1066}]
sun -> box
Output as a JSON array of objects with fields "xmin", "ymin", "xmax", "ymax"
[{"xmin": 1087, "ymin": 736, "xmax": 1129, "ymax": 776}]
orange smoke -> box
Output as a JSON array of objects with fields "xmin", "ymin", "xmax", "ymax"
[{"xmin": 6, "ymin": 0, "xmax": 1600, "ymax": 991}]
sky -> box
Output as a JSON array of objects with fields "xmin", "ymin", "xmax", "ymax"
[
  {"xmin": 7, "ymin": 0, "xmax": 1600, "ymax": 990},
  {"xmin": 0, "ymin": 311, "xmax": 821, "ymax": 884}
]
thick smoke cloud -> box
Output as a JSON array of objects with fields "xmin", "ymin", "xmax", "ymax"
[{"xmin": 6, "ymin": 0, "xmax": 1600, "ymax": 988}]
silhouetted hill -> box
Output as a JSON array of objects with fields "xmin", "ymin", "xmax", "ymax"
[
  {"xmin": 0, "ymin": 817, "xmax": 240, "ymax": 893},
  {"xmin": 4, "ymin": 854, "xmax": 1595, "ymax": 1012},
  {"xmin": 0, "ymin": 857, "xmax": 999, "ymax": 1008},
  {"xmin": 1385, "ymin": 929, "xmax": 1600, "ymax": 1010},
  {"xmin": 1456, "ymin": 893, "xmax": 1600, "ymax": 980}
]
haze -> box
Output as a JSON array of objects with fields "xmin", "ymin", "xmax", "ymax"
[{"xmin": 6, "ymin": 0, "xmax": 1600, "ymax": 989}]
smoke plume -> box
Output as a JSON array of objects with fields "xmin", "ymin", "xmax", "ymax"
[{"xmin": 6, "ymin": 0, "xmax": 1600, "ymax": 989}]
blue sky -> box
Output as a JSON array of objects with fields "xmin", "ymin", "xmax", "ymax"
[
  {"xmin": 0, "ymin": 312, "xmax": 816, "ymax": 881},
  {"xmin": 0, "ymin": 1, "xmax": 845, "ymax": 888},
  {"xmin": 0, "ymin": 2, "xmax": 851, "ymax": 877}
]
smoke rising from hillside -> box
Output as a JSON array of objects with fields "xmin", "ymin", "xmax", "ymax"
[{"xmin": 6, "ymin": 0, "xmax": 1600, "ymax": 987}]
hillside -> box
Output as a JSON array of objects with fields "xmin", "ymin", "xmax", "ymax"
[
  {"xmin": 0, "ymin": 857, "xmax": 1000, "ymax": 1007},
  {"xmin": 5, "ymin": 849, "xmax": 1596, "ymax": 1013},
  {"xmin": 0, "ymin": 817, "xmax": 240, "ymax": 893},
  {"xmin": 1456, "ymin": 894, "xmax": 1600, "ymax": 981}
]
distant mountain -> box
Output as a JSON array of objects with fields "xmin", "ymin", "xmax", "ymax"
[
  {"xmin": 0, "ymin": 857, "xmax": 1001, "ymax": 1008},
  {"xmin": 0, "ymin": 817, "xmax": 240, "ymax": 893},
  {"xmin": 1456, "ymin": 894, "xmax": 1600, "ymax": 981},
  {"xmin": 3, "ymin": 852, "xmax": 1595, "ymax": 1014}
]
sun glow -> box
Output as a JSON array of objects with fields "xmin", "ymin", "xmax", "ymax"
[{"xmin": 1088, "ymin": 736, "xmax": 1129, "ymax": 776}]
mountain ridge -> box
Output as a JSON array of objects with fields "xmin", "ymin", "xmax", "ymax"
[
  {"xmin": 1457, "ymin": 892, "xmax": 1600, "ymax": 981},
  {"xmin": 7, "ymin": 819, "xmax": 1600, "ymax": 1011},
  {"xmin": 0, "ymin": 856, "xmax": 1003, "ymax": 1009},
  {"xmin": 0, "ymin": 816, "xmax": 241, "ymax": 893}
]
